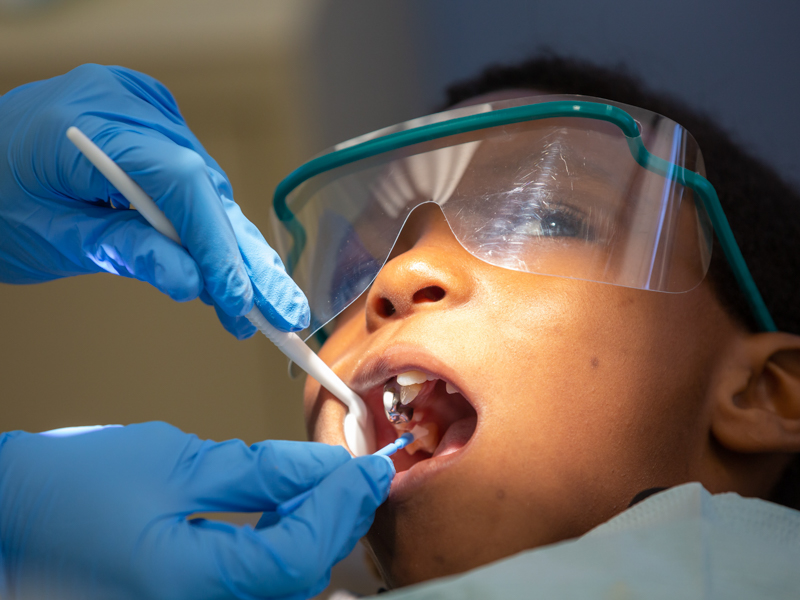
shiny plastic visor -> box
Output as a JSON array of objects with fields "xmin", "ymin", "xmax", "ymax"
[{"xmin": 270, "ymin": 95, "xmax": 774, "ymax": 337}]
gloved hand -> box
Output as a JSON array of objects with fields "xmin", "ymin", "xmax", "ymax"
[
  {"xmin": 0, "ymin": 64, "xmax": 307, "ymax": 338},
  {"xmin": 0, "ymin": 422, "xmax": 394, "ymax": 599}
]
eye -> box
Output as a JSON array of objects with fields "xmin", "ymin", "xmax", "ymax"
[
  {"xmin": 510, "ymin": 203, "xmax": 591, "ymax": 240},
  {"xmin": 537, "ymin": 207, "xmax": 585, "ymax": 237}
]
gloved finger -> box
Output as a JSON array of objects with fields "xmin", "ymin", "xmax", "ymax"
[
  {"xmin": 146, "ymin": 519, "xmax": 332, "ymax": 600},
  {"xmin": 212, "ymin": 302, "xmax": 257, "ymax": 340},
  {"xmin": 198, "ymin": 290, "xmax": 214, "ymax": 306},
  {"xmin": 260, "ymin": 570, "xmax": 332, "ymax": 600},
  {"xmin": 215, "ymin": 172, "xmax": 309, "ymax": 332},
  {"xmin": 38, "ymin": 424, "xmax": 122, "ymax": 438},
  {"xmin": 197, "ymin": 290, "xmax": 257, "ymax": 338},
  {"xmin": 86, "ymin": 210, "xmax": 203, "ymax": 301},
  {"xmin": 65, "ymin": 115, "xmax": 307, "ymax": 334},
  {"xmin": 254, "ymin": 510, "xmax": 280, "ymax": 529},
  {"xmin": 234, "ymin": 456, "xmax": 392, "ymax": 597},
  {"xmin": 198, "ymin": 289, "xmax": 256, "ymax": 338},
  {"xmin": 71, "ymin": 124, "xmax": 255, "ymax": 318},
  {"xmin": 176, "ymin": 439, "xmax": 352, "ymax": 513},
  {"xmin": 159, "ymin": 455, "xmax": 393, "ymax": 599},
  {"xmin": 292, "ymin": 455, "xmax": 395, "ymax": 569},
  {"xmin": 32, "ymin": 202, "xmax": 203, "ymax": 301},
  {"xmin": 295, "ymin": 573, "xmax": 334, "ymax": 600}
]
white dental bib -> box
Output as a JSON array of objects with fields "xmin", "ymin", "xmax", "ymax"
[{"xmin": 377, "ymin": 482, "xmax": 800, "ymax": 599}]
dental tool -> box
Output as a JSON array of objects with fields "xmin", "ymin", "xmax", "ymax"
[
  {"xmin": 276, "ymin": 424, "xmax": 429, "ymax": 517},
  {"xmin": 65, "ymin": 126, "xmax": 373, "ymax": 456},
  {"xmin": 373, "ymin": 424, "xmax": 428, "ymax": 457},
  {"xmin": 383, "ymin": 380, "xmax": 412, "ymax": 424},
  {"xmin": 384, "ymin": 377, "xmax": 428, "ymax": 424}
]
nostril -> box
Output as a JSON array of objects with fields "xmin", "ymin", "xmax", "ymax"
[
  {"xmin": 376, "ymin": 297, "xmax": 396, "ymax": 317},
  {"xmin": 413, "ymin": 286, "xmax": 446, "ymax": 303}
]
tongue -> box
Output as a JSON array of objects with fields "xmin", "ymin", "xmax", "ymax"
[{"xmin": 432, "ymin": 416, "xmax": 477, "ymax": 458}]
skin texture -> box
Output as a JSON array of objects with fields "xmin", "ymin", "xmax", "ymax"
[{"xmin": 302, "ymin": 94, "xmax": 800, "ymax": 588}]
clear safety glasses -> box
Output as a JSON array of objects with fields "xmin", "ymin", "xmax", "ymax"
[{"xmin": 269, "ymin": 94, "xmax": 775, "ymax": 338}]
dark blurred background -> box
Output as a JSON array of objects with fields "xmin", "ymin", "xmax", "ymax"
[
  {"xmin": 1, "ymin": 0, "xmax": 797, "ymax": 595},
  {"xmin": 314, "ymin": 0, "xmax": 800, "ymax": 189}
]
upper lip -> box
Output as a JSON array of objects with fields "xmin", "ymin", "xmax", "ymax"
[{"xmin": 348, "ymin": 343, "xmax": 472, "ymax": 405}]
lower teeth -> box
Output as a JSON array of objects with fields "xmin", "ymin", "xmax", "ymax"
[{"xmin": 405, "ymin": 422, "xmax": 439, "ymax": 455}]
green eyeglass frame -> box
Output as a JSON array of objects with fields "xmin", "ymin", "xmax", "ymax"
[{"xmin": 272, "ymin": 101, "xmax": 776, "ymax": 333}]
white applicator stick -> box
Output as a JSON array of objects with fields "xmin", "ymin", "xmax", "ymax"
[{"xmin": 65, "ymin": 126, "xmax": 373, "ymax": 456}]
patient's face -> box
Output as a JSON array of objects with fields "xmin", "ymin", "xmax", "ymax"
[{"xmin": 303, "ymin": 97, "xmax": 739, "ymax": 587}]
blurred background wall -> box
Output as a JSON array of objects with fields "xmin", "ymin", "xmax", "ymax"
[
  {"xmin": 0, "ymin": 0, "xmax": 797, "ymax": 596},
  {"xmin": 0, "ymin": 0, "xmax": 419, "ymax": 445}
]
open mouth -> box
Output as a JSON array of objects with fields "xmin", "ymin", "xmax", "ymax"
[{"xmin": 363, "ymin": 369, "xmax": 478, "ymax": 473}]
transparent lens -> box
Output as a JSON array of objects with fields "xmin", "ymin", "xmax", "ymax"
[{"xmin": 270, "ymin": 95, "xmax": 711, "ymax": 336}]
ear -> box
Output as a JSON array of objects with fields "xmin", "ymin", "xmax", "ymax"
[{"xmin": 711, "ymin": 332, "xmax": 800, "ymax": 453}]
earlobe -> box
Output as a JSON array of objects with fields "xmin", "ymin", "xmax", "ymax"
[{"xmin": 711, "ymin": 333, "xmax": 800, "ymax": 454}]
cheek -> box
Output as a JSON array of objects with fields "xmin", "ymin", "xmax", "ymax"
[
  {"xmin": 302, "ymin": 376, "xmax": 323, "ymax": 441},
  {"xmin": 302, "ymin": 376, "xmax": 346, "ymax": 447},
  {"xmin": 478, "ymin": 281, "xmax": 706, "ymax": 490},
  {"xmin": 348, "ymin": 271, "xmax": 719, "ymax": 585}
]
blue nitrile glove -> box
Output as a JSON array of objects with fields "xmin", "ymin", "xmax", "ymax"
[
  {"xmin": 0, "ymin": 64, "xmax": 308, "ymax": 338},
  {"xmin": 0, "ymin": 422, "xmax": 394, "ymax": 599}
]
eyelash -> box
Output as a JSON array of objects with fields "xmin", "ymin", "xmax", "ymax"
[{"xmin": 509, "ymin": 201, "xmax": 595, "ymax": 241}]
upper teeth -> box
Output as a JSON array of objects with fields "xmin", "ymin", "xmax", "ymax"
[
  {"xmin": 384, "ymin": 371, "xmax": 463, "ymax": 427},
  {"xmin": 393, "ymin": 370, "xmax": 460, "ymax": 406},
  {"xmin": 398, "ymin": 383, "xmax": 420, "ymax": 405},
  {"xmin": 383, "ymin": 371, "xmax": 458, "ymax": 424},
  {"xmin": 396, "ymin": 370, "xmax": 435, "ymax": 386},
  {"xmin": 395, "ymin": 371, "xmax": 436, "ymax": 405}
]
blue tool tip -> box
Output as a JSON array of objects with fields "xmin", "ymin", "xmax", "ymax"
[{"xmin": 396, "ymin": 432, "xmax": 414, "ymax": 447}]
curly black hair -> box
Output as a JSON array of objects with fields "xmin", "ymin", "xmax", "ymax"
[{"xmin": 442, "ymin": 54, "xmax": 800, "ymax": 508}]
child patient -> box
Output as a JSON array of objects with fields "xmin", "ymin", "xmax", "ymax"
[{"xmin": 273, "ymin": 56, "xmax": 800, "ymax": 592}]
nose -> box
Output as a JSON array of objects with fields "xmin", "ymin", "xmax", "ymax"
[{"xmin": 365, "ymin": 204, "xmax": 476, "ymax": 330}]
